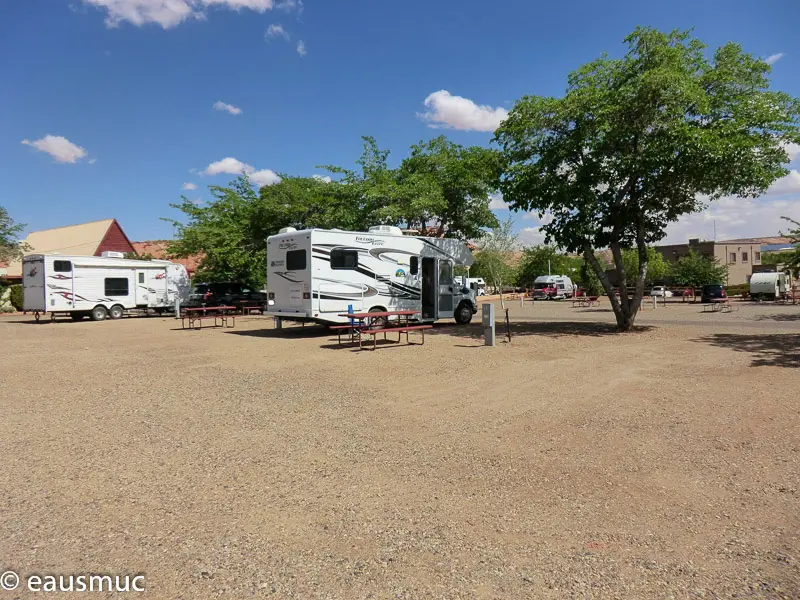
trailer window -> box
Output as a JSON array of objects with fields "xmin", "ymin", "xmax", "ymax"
[
  {"xmin": 410, "ymin": 256, "xmax": 419, "ymax": 276},
  {"xmin": 331, "ymin": 248, "xmax": 358, "ymax": 270},
  {"xmin": 286, "ymin": 249, "xmax": 307, "ymax": 271},
  {"xmin": 104, "ymin": 278, "xmax": 129, "ymax": 297},
  {"xmin": 138, "ymin": 273, "xmax": 145, "ymax": 284},
  {"xmin": 53, "ymin": 260, "xmax": 72, "ymax": 272}
]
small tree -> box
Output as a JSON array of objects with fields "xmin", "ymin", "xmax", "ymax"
[
  {"xmin": 496, "ymin": 27, "xmax": 800, "ymax": 330},
  {"xmin": 672, "ymin": 250, "xmax": 728, "ymax": 290},
  {"xmin": 472, "ymin": 218, "xmax": 518, "ymax": 307},
  {"xmin": 621, "ymin": 248, "xmax": 672, "ymax": 286},
  {"xmin": 0, "ymin": 207, "xmax": 29, "ymax": 263},
  {"xmin": 778, "ymin": 217, "xmax": 800, "ymax": 275},
  {"xmin": 579, "ymin": 255, "xmax": 606, "ymax": 296}
]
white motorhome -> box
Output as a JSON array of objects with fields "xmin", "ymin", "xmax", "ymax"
[
  {"xmin": 22, "ymin": 253, "xmax": 191, "ymax": 321},
  {"xmin": 531, "ymin": 275, "xmax": 575, "ymax": 299},
  {"xmin": 266, "ymin": 226, "xmax": 478, "ymax": 325},
  {"xmin": 749, "ymin": 272, "xmax": 789, "ymax": 300}
]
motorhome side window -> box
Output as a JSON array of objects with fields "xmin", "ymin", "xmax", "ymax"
[
  {"xmin": 410, "ymin": 256, "xmax": 419, "ymax": 275},
  {"xmin": 286, "ymin": 249, "xmax": 307, "ymax": 270},
  {"xmin": 104, "ymin": 278, "xmax": 129, "ymax": 296},
  {"xmin": 138, "ymin": 273, "xmax": 145, "ymax": 284},
  {"xmin": 331, "ymin": 248, "xmax": 358, "ymax": 270},
  {"xmin": 53, "ymin": 260, "xmax": 72, "ymax": 272}
]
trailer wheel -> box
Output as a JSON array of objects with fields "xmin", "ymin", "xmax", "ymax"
[
  {"xmin": 455, "ymin": 302, "xmax": 473, "ymax": 325},
  {"xmin": 70, "ymin": 313, "xmax": 85, "ymax": 321},
  {"xmin": 91, "ymin": 305, "xmax": 108, "ymax": 321},
  {"xmin": 108, "ymin": 305, "xmax": 124, "ymax": 320},
  {"xmin": 368, "ymin": 306, "xmax": 388, "ymax": 329}
]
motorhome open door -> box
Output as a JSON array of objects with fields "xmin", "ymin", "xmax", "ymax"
[
  {"xmin": 437, "ymin": 259, "xmax": 454, "ymax": 318},
  {"xmin": 421, "ymin": 257, "xmax": 437, "ymax": 320}
]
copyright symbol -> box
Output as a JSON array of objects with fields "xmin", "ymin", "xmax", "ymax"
[{"xmin": 0, "ymin": 570, "xmax": 19, "ymax": 591}]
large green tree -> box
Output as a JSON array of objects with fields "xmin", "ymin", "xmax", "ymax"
[
  {"xmin": 671, "ymin": 250, "xmax": 728, "ymax": 289},
  {"xmin": 495, "ymin": 27, "xmax": 800, "ymax": 330},
  {"xmin": 0, "ymin": 206, "xmax": 28, "ymax": 264},
  {"xmin": 621, "ymin": 248, "xmax": 672, "ymax": 286}
]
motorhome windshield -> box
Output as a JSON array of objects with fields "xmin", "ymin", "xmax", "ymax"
[{"xmin": 533, "ymin": 282, "xmax": 553, "ymax": 289}]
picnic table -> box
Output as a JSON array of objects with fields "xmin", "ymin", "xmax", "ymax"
[
  {"xmin": 702, "ymin": 299, "xmax": 733, "ymax": 313},
  {"xmin": 572, "ymin": 296, "xmax": 600, "ymax": 308},
  {"xmin": 181, "ymin": 306, "xmax": 237, "ymax": 329},
  {"xmin": 333, "ymin": 310, "xmax": 432, "ymax": 350}
]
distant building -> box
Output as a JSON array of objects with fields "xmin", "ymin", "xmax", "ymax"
[
  {"xmin": 1, "ymin": 219, "xmax": 135, "ymax": 282},
  {"xmin": 131, "ymin": 240, "xmax": 202, "ymax": 278},
  {"xmin": 655, "ymin": 236, "xmax": 794, "ymax": 286}
]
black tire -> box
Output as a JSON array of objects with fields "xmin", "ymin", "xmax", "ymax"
[
  {"xmin": 368, "ymin": 306, "xmax": 388, "ymax": 329},
  {"xmin": 108, "ymin": 305, "xmax": 124, "ymax": 320},
  {"xmin": 70, "ymin": 313, "xmax": 85, "ymax": 321},
  {"xmin": 455, "ymin": 302, "xmax": 473, "ymax": 325},
  {"xmin": 91, "ymin": 305, "xmax": 108, "ymax": 321}
]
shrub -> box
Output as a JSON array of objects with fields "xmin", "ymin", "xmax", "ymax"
[{"xmin": 9, "ymin": 284, "xmax": 23, "ymax": 311}]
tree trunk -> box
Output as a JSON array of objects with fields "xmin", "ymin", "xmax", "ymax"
[{"xmin": 584, "ymin": 244, "xmax": 647, "ymax": 332}]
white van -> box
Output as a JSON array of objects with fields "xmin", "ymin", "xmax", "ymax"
[{"xmin": 531, "ymin": 275, "xmax": 574, "ymax": 300}]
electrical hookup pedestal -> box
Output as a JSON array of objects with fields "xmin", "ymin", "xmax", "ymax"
[{"xmin": 482, "ymin": 303, "xmax": 496, "ymax": 347}]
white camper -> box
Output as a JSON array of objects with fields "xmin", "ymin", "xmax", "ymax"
[
  {"xmin": 749, "ymin": 272, "xmax": 789, "ymax": 301},
  {"xmin": 531, "ymin": 275, "xmax": 575, "ymax": 300},
  {"xmin": 266, "ymin": 226, "xmax": 478, "ymax": 325},
  {"xmin": 22, "ymin": 253, "xmax": 191, "ymax": 321}
]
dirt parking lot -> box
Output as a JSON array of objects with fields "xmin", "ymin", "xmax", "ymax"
[{"xmin": 1, "ymin": 301, "xmax": 799, "ymax": 598}]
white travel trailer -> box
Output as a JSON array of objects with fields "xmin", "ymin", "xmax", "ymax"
[
  {"xmin": 22, "ymin": 253, "xmax": 191, "ymax": 321},
  {"xmin": 266, "ymin": 226, "xmax": 478, "ymax": 325},
  {"xmin": 749, "ymin": 272, "xmax": 789, "ymax": 300}
]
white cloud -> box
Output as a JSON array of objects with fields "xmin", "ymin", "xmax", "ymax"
[
  {"xmin": 783, "ymin": 142, "xmax": 800, "ymax": 163},
  {"xmin": 766, "ymin": 170, "xmax": 800, "ymax": 196},
  {"xmin": 488, "ymin": 192, "xmax": 508, "ymax": 210},
  {"xmin": 313, "ymin": 174, "xmax": 332, "ymax": 183},
  {"xmin": 765, "ymin": 53, "xmax": 785, "ymax": 65},
  {"xmin": 213, "ymin": 101, "xmax": 242, "ymax": 115},
  {"xmin": 88, "ymin": 158, "xmax": 98, "ymax": 165},
  {"xmin": 518, "ymin": 226, "xmax": 548, "ymax": 247},
  {"xmin": 276, "ymin": 0, "xmax": 302, "ymax": 12},
  {"xmin": 419, "ymin": 90, "xmax": 508, "ymax": 132},
  {"xmin": 182, "ymin": 182, "xmax": 198, "ymax": 190},
  {"xmin": 250, "ymin": 169, "xmax": 281, "ymax": 186},
  {"xmin": 663, "ymin": 193, "xmax": 800, "ymax": 244},
  {"xmin": 84, "ymin": 0, "xmax": 274, "ymax": 29},
  {"xmin": 296, "ymin": 40, "xmax": 306, "ymax": 56},
  {"xmin": 202, "ymin": 157, "xmax": 281, "ymax": 187},
  {"xmin": 21, "ymin": 135, "xmax": 88, "ymax": 163},
  {"xmin": 265, "ymin": 23, "xmax": 289, "ymax": 40}
]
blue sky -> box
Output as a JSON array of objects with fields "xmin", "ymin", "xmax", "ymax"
[{"xmin": 1, "ymin": 0, "xmax": 798, "ymax": 245}]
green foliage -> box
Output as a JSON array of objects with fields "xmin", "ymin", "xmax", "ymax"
[
  {"xmin": 9, "ymin": 284, "xmax": 23, "ymax": 311},
  {"xmin": 471, "ymin": 218, "xmax": 518, "ymax": 292},
  {"xmin": 495, "ymin": 27, "xmax": 800, "ymax": 329},
  {"xmin": 516, "ymin": 246, "xmax": 581, "ymax": 287},
  {"xmin": 125, "ymin": 252, "xmax": 155, "ymax": 260},
  {"xmin": 725, "ymin": 283, "xmax": 750, "ymax": 297},
  {"xmin": 621, "ymin": 248, "xmax": 671, "ymax": 284},
  {"xmin": 579, "ymin": 255, "xmax": 606, "ymax": 296},
  {"xmin": 671, "ymin": 250, "xmax": 728, "ymax": 288},
  {"xmin": 167, "ymin": 136, "xmax": 500, "ymax": 283},
  {"xmin": 0, "ymin": 206, "xmax": 29, "ymax": 263},
  {"xmin": 777, "ymin": 216, "xmax": 800, "ymax": 274}
]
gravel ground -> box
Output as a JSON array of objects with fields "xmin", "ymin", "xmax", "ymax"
[{"xmin": 1, "ymin": 302, "xmax": 798, "ymax": 599}]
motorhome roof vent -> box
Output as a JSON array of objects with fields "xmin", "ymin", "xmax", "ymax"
[
  {"xmin": 101, "ymin": 251, "xmax": 126, "ymax": 258},
  {"xmin": 368, "ymin": 225, "xmax": 403, "ymax": 236},
  {"xmin": 279, "ymin": 227, "xmax": 298, "ymax": 234}
]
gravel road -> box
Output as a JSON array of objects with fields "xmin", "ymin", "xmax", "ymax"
[{"xmin": 1, "ymin": 303, "xmax": 798, "ymax": 598}]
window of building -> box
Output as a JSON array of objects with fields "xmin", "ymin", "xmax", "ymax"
[
  {"xmin": 138, "ymin": 273, "xmax": 145, "ymax": 284},
  {"xmin": 286, "ymin": 249, "xmax": 307, "ymax": 271},
  {"xmin": 330, "ymin": 248, "xmax": 358, "ymax": 270},
  {"xmin": 742, "ymin": 252, "xmax": 748, "ymax": 263},
  {"xmin": 729, "ymin": 252, "xmax": 737, "ymax": 264},
  {"xmin": 104, "ymin": 278, "xmax": 129, "ymax": 296},
  {"xmin": 410, "ymin": 256, "xmax": 419, "ymax": 276},
  {"xmin": 53, "ymin": 260, "xmax": 72, "ymax": 272},
  {"xmin": 754, "ymin": 252, "xmax": 761, "ymax": 263}
]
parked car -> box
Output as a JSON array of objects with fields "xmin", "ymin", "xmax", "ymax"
[
  {"xmin": 701, "ymin": 284, "xmax": 727, "ymax": 303},
  {"xmin": 185, "ymin": 282, "xmax": 266, "ymax": 310},
  {"xmin": 650, "ymin": 286, "xmax": 673, "ymax": 298}
]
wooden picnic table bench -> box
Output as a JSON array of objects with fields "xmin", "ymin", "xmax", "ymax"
[
  {"xmin": 336, "ymin": 310, "xmax": 429, "ymax": 350},
  {"xmin": 181, "ymin": 306, "xmax": 237, "ymax": 329},
  {"xmin": 702, "ymin": 299, "xmax": 733, "ymax": 313},
  {"xmin": 572, "ymin": 296, "xmax": 600, "ymax": 308}
]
